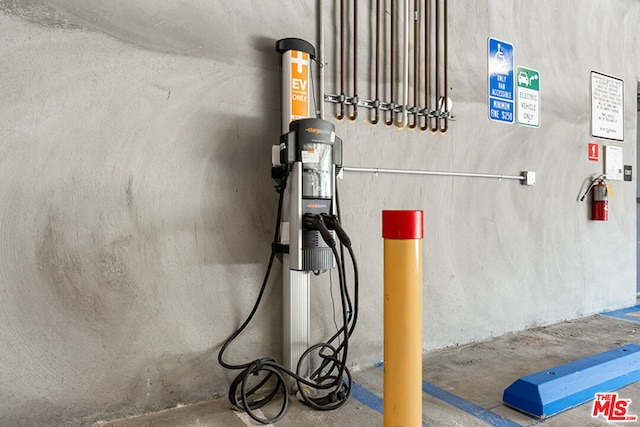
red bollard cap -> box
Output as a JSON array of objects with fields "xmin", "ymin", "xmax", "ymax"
[{"xmin": 382, "ymin": 210, "xmax": 424, "ymax": 239}]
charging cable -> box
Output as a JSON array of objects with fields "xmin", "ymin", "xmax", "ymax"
[{"xmin": 218, "ymin": 174, "xmax": 359, "ymax": 424}]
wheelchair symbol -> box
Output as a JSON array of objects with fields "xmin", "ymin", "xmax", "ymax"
[{"xmin": 494, "ymin": 43, "xmax": 507, "ymax": 66}]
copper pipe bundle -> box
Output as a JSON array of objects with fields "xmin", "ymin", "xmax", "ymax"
[{"xmin": 330, "ymin": 0, "xmax": 450, "ymax": 132}]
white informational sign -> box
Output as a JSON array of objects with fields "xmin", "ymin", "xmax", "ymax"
[
  {"xmin": 604, "ymin": 145, "xmax": 623, "ymax": 181},
  {"xmin": 591, "ymin": 71, "xmax": 624, "ymax": 141}
]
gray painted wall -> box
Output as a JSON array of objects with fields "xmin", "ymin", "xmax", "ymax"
[{"xmin": 0, "ymin": 1, "xmax": 639, "ymax": 425}]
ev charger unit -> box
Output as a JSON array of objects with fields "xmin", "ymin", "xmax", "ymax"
[{"xmin": 277, "ymin": 118, "xmax": 343, "ymax": 271}]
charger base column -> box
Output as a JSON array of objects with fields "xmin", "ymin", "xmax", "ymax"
[{"xmin": 382, "ymin": 210, "xmax": 424, "ymax": 426}]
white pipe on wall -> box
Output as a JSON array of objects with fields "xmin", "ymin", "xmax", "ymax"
[
  {"xmin": 343, "ymin": 166, "xmax": 526, "ymax": 181},
  {"xmin": 319, "ymin": 0, "xmax": 325, "ymax": 120}
]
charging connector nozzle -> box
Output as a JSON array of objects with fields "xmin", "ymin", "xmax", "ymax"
[
  {"xmin": 303, "ymin": 214, "xmax": 336, "ymax": 248},
  {"xmin": 321, "ymin": 214, "xmax": 352, "ymax": 247}
]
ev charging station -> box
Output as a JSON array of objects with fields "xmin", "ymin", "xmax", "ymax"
[
  {"xmin": 218, "ymin": 37, "xmax": 356, "ymax": 424},
  {"xmin": 274, "ymin": 38, "xmax": 343, "ymax": 378}
]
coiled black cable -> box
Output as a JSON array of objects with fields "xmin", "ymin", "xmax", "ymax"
[{"xmin": 217, "ymin": 170, "xmax": 359, "ymax": 424}]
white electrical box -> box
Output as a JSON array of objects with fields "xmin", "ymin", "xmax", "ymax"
[{"xmin": 521, "ymin": 171, "xmax": 536, "ymax": 186}]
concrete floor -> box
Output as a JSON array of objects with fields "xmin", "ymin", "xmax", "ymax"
[{"xmin": 92, "ymin": 305, "xmax": 640, "ymax": 427}]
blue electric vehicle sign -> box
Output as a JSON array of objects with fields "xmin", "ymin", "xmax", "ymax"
[{"xmin": 488, "ymin": 37, "xmax": 514, "ymax": 123}]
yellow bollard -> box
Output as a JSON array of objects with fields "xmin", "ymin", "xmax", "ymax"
[{"xmin": 382, "ymin": 210, "xmax": 423, "ymax": 427}]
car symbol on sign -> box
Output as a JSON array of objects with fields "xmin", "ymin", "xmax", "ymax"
[{"xmin": 518, "ymin": 71, "xmax": 529, "ymax": 86}]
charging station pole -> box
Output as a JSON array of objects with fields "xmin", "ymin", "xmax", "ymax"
[
  {"xmin": 275, "ymin": 38, "xmax": 316, "ymax": 381},
  {"xmin": 218, "ymin": 39, "xmax": 349, "ymax": 421}
]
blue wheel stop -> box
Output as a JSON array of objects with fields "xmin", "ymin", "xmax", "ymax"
[{"xmin": 503, "ymin": 344, "xmax": 640, "ymax": 418}]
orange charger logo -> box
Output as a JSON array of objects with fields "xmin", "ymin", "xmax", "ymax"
[
  {"xmin": 290, "ymin": 50, "xmax": 309, "ymax": 119},
  {"xmin": 305, "ymin": 127, "xmax": 328, "ymax": 135}
]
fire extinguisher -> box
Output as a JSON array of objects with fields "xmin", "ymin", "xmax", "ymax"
[{"xmin": 580, "ymin": 174, "xmax": 608, "ymax": 221}]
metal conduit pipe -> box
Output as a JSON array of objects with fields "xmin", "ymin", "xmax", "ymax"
[
  {"xmin": 342, "ymin": 166, "xmax": 526, "ymax": 182},
  {"xmin": 336, "ymin": 0, "xmax": 346, "ymax": 121},
  {"xmin": 370, "ymin": 0, "xmax": 380, "ymax": 125},
  {"xmin": 385, "ymin": 0, "xmax": 395, "ymax": 126},
  {"xmin": 431, "ymin": 0, "xmax": 439, "ymax": 133},
  {"xmin": 419, "ymin": 0, "xmax": 430, "ymax": 131},
  {"xmin": 440, "ymin": 0, "xmax": 448, "ymax": 133},
  {"xmin": 319, "ymin": 0, "xmax": 325, "ymax": 120},
  {"xmin": 396, "ymin": 0, "xmax": 410, "ymax": 129},
  {"xmin": 349, "ymin": 0, "xmax": 358, "ymax": 121},
  {"xmin": 408, "ymin": 0, "xmax": 419, "ymax": 130}
]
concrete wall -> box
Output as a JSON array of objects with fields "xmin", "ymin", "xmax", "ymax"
[{"xmin": 0, "ymin": 0, "xmax": 639, "ymax": 425}]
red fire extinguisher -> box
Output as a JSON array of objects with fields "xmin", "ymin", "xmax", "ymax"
[
  {"xmin": 591, "ymin": 180, "xmax": 608, "ymax": 221},
  {"xmin": 580, "ymin": 174, "xmax": 608, "ymax": 221}
]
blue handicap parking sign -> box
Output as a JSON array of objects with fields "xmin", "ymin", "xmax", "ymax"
[{"xmin": 488, "ymin": 38, "xmax": 514, "ymax": 123}]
